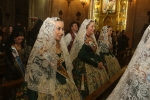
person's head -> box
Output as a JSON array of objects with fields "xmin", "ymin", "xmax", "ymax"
[
  {"xmin": 116, "ymin": 31, "xmax": 120, "ymax": 36},
  {"xmin": 9, "ymin": 26, "xmax": 13, "ymax": 33},
  {"xmin": 112, "ymin": 32, "xmax": 116, "ymax": 36},
  {"xmin": 24, "ymin": 27, "xmax": 26, "ymax": 32},
  {"xmin": 13, "ymin": 32, "xmax": 25, "ymax": 45},
  {"xmin": 107, "ymin": 26, "xmax": 112, "ymax": 36},
  {"xmin": 121, "ymin": 30, "xmax": 125, "ymax": 35},
  {"xmin": 86, "ymin": 21, "xmax": 95, "ymax": 36},
  {"xmin": 1, "ymin": 27, "xmax": 6, "ymax": 32},
  {"xmin": 54, "ymin": 19, "xmax": 64, "ymax": 42},
  {"xmin": 16, "ymin": 21, "xmax": 21, "ymax": 25},
  {"xmin": 13, "ymin": 25, "xmax": 24, "ymax": 35},
  {"xmin": 69, "ymin": 22, "xmax": 78, "ymax": 33}
]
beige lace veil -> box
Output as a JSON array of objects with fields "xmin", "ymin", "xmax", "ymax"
[
  {"xmin": 107, "ymin": 25, "xmax": 150, "ymax": 100},
  {"xmin": 98, "ymin": 26, "xmax": 112, "ymax": 53},
  {"xmin": 70, "ymin": 19, "xmax": 99, "ymax": 62},
  {"xmin": 25, "ymin": 17, "xmax": 74, "ymax": 96}
]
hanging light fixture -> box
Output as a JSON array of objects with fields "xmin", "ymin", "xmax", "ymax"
[
  {"xmin": 80, "ymin": 0, "xmax": 88, "ymax": 8},
  {"xmin": 128, "ymin": 0, "xmax": 133, "ymax": 5},
  {"xmin": 66, "ymin": 0, "xmax": 74, "ymax": 7}
]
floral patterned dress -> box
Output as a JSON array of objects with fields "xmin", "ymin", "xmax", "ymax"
[
  {"xmin": 99, "ymin": 41, "xmax": 121, "ymax": 78},
  {"xmin": 72, "ymin": 44, "xmax": 109, "ymax": 98},
  {"xmin": 27, "ymin": 53, "xmax": 82, "ymax": 100}
]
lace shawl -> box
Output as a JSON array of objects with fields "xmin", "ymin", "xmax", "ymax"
[
  {"xmin": 107, "ymin": 25, "xmax": 150, "ymax": 100},
  {"xmin": 70, "ymin": 19, "xmax": 99, "ymax": 62},
  {"xmin": 25, "ymin": 17, "xmax": 74, "ymax": 96},
  {"xmin": 98, "ymin": 26, "xmax": 112, "ymax": 53}
]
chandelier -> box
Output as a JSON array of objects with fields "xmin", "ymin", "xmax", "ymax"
[
  {"xmin": 80, "ymin": 0, "xmax": 88, "ymax": 8},
  {"xmin": 66, "ymin": 0, "xmax": 74, "ymax": 6}
]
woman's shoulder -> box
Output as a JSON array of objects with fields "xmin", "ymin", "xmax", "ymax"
[
  {"xmin": 82, "ymin": 43, "xmax": 90, "ymax": 48},
  {"xmin": 81, "ymin": 43, "xmax": 93, "ymax": 52}
]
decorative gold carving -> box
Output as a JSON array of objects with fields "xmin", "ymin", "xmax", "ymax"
[
  {"xmin": 103, "ymin": 15, "xmax": 113, "ymax": 26},
  {"xmin": 90, "ymin": 0, "xmax": 128, "ymax": 31},
  {"xmin": 102, "ymin": 0, "xmax": 116, "ymax": 14}
]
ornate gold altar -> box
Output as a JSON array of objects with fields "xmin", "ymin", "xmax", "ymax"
[{"xmin": 89, "ymin": 0, "xmax": 129, "ymax": 32}]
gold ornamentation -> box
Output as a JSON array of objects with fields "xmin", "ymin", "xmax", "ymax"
[{"xmin": 57, "ymin": 53, "xmax": 69, "ymax": 79}]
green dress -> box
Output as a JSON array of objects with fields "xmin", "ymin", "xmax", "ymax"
[
  {"xmin": 99, "ymin": 42, "xmax": 121, "ymax": 78},
  {"xmin": 5, "ymin": 43, "xmax": 31, "ymax": 80},
  {"xmin": 72, "ymin": 44, "xmax": 109, "ymax": 98}
]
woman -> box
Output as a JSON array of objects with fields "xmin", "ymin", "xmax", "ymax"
[
  {"xmin": 111, "ymin": 31, "xmax": 118, "ymax": 55},
  {"xmin": 0, "ymin": 35, "xmax": 5, "ymax": 53},
  {"xmin": 98, "ymin": 26, "xmax": 121, "ymax": 78},
  {"xmin": 8, "ymin": 26, "xmax": 13, "ymax": 35},
  {"xmin": 0, "ymin": 26, "xmax": 8, "ymax": 43},
  {"xmin": 4, "ymin": 30, "xmax": 31, "ymax": 81},
  {"xmin": 25, "ymin": 17, "xmax": 82, "ymax": 100},
  {"xmin": 107, "ymin": 26, "xmax": 150, "ymax": 100},
  {"xmin": 70, "ymin": 19, "xmax": 109, "ymax": 98}
]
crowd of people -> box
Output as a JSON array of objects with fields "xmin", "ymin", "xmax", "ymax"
[{"xmin": 0, "ymin": 17, "xmax": 136, "ymax": 100}]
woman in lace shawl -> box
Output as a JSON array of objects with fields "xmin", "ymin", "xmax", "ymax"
[
  {"xmin": 107, "ymin": 26, "xmax": 150, "ymax": 100},
  {"xmin": 98, "ymin": 26, "xmax": 121, "ymax": 78},
  {"xmin": 70, "ymin": 19, "xmax": 109, "ymax": 98},
  {"xmin": 25, "ymin": 17, "xmax": 82, "ymax": 100}
]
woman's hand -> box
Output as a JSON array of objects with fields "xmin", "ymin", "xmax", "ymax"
[{"xmin": 97, "ymin": 62, "xmax": 104, "ymax": 69}]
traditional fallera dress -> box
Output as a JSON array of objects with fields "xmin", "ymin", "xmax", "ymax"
[
  {"xmin": 98, "ymin": 26, "xmax": 121, "ymax": 78},
  {"xmin": 25, "ymin": 17, "xmax": 82, "ymax": 100},
  {"xmin": 70, "ymin": 19, "xmax": 109, "ymax": 98}
]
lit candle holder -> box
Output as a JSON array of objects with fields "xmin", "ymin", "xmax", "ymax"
[{"xmin": 80, "ymin": 0, "xmax": 88, "ymax": 8}]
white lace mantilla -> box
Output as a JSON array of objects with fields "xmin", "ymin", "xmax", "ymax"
[
  {"xmin": 70, "ymin": 19, "xmax": 99, "ymax": 62},
  {"xmin": 107, "ymin": 25, "xmax": 150, "ymax": 100},
  {"xmin": 25, "ymin": 17, "xmax": 74, "ymax": 96},
  {"xmin": 98, "ymin": 26, "xmax": 112, "ymax": 53}
]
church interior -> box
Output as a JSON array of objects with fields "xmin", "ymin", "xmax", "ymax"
[
  {"xmin": 0, "ymin": 0, "xmax": 150, "ymax": 48},
  {"xmin": 0, "ymin": 0, "xmax": 150, "ymax": 99}
]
